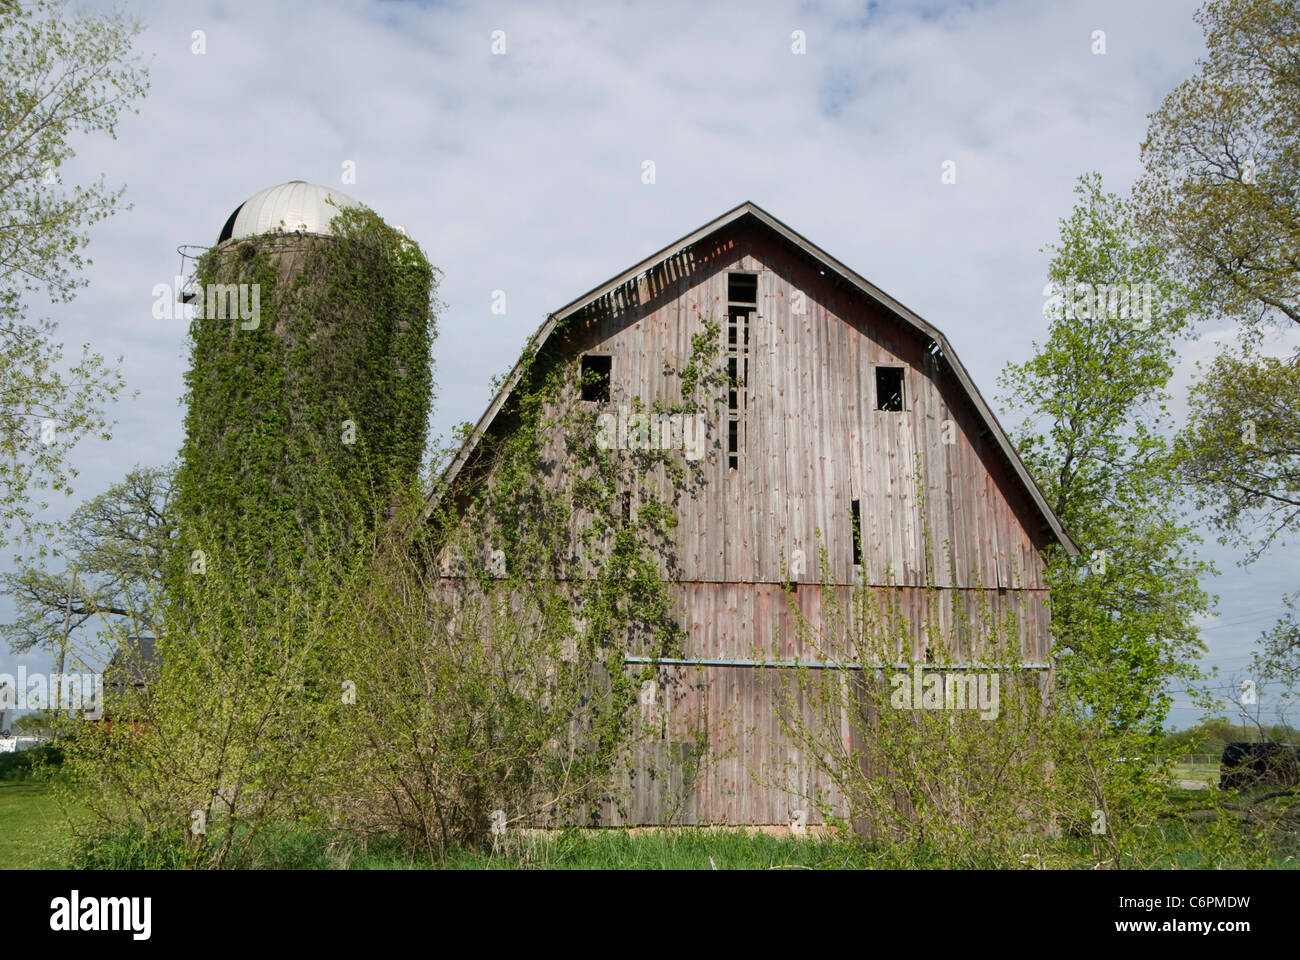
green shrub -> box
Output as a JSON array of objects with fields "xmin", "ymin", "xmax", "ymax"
[{"xmin": 0, "ymin": 743, "xmax": 63, "ymax": 781}]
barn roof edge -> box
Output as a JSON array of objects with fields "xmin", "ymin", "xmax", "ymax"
[{"xmin": 430, "ymin": 201, "xmax": 1080, "ymax": 557}]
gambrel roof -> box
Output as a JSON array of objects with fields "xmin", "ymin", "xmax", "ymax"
[{"xmin": 434, "ymin": 201, "xmax": 1079, "ymax": 556}]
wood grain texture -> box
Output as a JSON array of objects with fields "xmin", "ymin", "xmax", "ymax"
[{"xmin": 443, "ymin": 219, "xmax": 1057, "ymax": 825}]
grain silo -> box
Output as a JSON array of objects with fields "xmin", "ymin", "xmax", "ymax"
[{"xmin": 174, "ymin": 180, "xmax": 436, "ymax": 569}]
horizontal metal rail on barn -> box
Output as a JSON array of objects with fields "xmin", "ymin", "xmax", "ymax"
[{"xmin": 623, "ymin": 655, "xmax": 1050, "ymax": 671}]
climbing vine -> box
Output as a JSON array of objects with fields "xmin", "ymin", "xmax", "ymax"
[
  {"xmin": 172, "ymin": 206, "xmax": 437, "ymax": 580},
  {"xmin": 405, "ymin": 311, "xmax": 728, "ymax": 833}
]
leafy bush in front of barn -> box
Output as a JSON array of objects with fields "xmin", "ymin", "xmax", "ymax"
[
  {"xmin": 318, "ymin": 324, "xmax": 716, "ymax": 857},
  {"xmin": 765, "ymin": 536, "xmax": 1272, "ymax": 869},
  {"xmin": 54, "ymin": 316, "xmax": 718, "ymax": 867},
  {"xmin": 54, "ymin": 508, "xmax": 366, "ymax": 869},
  {"xmin": 763, "ymin": 176, "xmax": 1277, "ymax": 869},
  {"xmin": 765, "ymin": 536, "xmax": 1059, "ymax": 868}
]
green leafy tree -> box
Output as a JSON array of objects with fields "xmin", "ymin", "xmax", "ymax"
[
  {"xmin": 1178, "ymin": 343, "xmax": 1300, "ymax": 566},
  {"xmin": 0, "ymin": 0, "xmax": 148, "ymax": 548},
  {"xmin": 999, "ymin": 174, "xmax": 1212, "ymax": 733},
  {"xmin": 1136, "ymin": 0, "xmax": 1300, "ymax": 685},
  {"xmin": 1175, "ymin": 334, "xmax": 1299, "ymax": 681},
  {"xmin": 2, "ymin": 464, "xmax": 173, "ymax": 681},
  {"xmin": 1135, "ymin": 0, "xmax": 1300, "ymax": 329}
]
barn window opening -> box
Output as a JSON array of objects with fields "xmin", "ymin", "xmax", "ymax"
[
  {"xmin": 581, "ymin": 354, "xmax": 612, "ymax": 402},
  {"xmin": 876, "ymin": 366, "xmax": 904, "ymax": 411},
  {"xmin": 729, "ymin": 272, "xmax": 757, "ymax": 304},
  {"xmin": 851, "ymin": 499, "xmax": 862, "ymax": 566},
  {"xmin": 726, "ymin": 273, "xmax": 756, "ymax": 470}
]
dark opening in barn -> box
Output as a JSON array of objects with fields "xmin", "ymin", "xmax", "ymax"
[
  {"xmin": 580, "ymin": 354, "xmax": 612, "ymax": 402},
  {"xmin": 876, "ymin": 365, "xmax": 904, "ymax": 411},
  {"xmin": 851, "ymin": 499, "xmax": 863, "ymax": 565}
]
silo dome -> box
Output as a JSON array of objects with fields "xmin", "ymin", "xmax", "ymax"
[{"xmin": 217, "ymin": 180, "xmax": 363, "ymax": 244}]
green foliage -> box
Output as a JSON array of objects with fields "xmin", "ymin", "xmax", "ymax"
[
  {"xmin": 767, "ymin": 534, "xmax": 1268, "ymax": 869},
  {"xmin": 1176, "ymin": 338, "xmax": 1300, "ymax": 678},
  {"xmin": 768, "ymin": 537, "xmax": 1062, "ymax": 868},
  {"xmin": 0, "ymin": 0, "xmax": 148, "ymax": 305},
  {"xmin": 1136, "ymin": 0, "xmax": 1300, "ymax": 690},
  {"xmin": 2, "ymin": 463, "xmax": 173, "ymax": 668},
  {"xmin": 997, "ymin": 173, "xmax": 1212, "ymax": 736},
  {"xmin": 759, "ymin": 522, "xmax": 1268, "ymax": 868},
  {"xmin": 0, "ymin": 742, "xmax": 62, "ymax": 781},
  {"xmin": 990, "ymin": 173, "xmax": 1225, "ymax": 863},
  {"xmin": 1257, "ymin": 598, "xmax": 1300, "ymax": 683},
  {"xmin": 0, "ymin": 318, "xmax": 127, "ymax": 552},
  {"xmin": 58, "ymin": 515, "xmax": 356, "ymax": 869},
  {"xmin": 1135, "ymin": 0, "xmax": 1300, "ymax": 328},
  {"xmin": 327, "ymin": 489, "xmax": 677, "ymax": 858},
  {"xmin": 173, "ymin": 206, "xmax": 437, "ymax": 579},
  {"xmin": 0, "ymin": 0, "xmax": 147, "ymax": 549}
]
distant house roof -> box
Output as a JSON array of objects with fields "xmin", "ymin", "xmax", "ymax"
[
  {"xmin": 105, "ymin": 635, "xmax": 158, "ymax": 690},
  {"xmin": 433, "ymin": 201, "xmax": 1079, "ymax": 557}
]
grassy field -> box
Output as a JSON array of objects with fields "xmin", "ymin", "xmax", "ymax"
[
  {"xmin": 0, "ymin": 778, "xmax": 862, "ymax": 869},
  {"xmin": 0, "ymin": 780, "xmax": 80, "ymax": 870},
  {"xmin": 344, "ymin": 829, "xmax": 866, "ymax": 870},
  {"xmin": 1169, "ymin": 762, "xmax": 1219, "ymax": 786},
  {"xmin": 3, "ymin": 776, "xmax": 1296, "ymax": 869}
]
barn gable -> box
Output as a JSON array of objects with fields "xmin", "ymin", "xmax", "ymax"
[
  {"xmin": 431, "ymin": 202, "xmax": 1080, "ymax": 825},
  {"xmin": 436, "ymin": 201, "xmax": 1077, "ymax": 559}
]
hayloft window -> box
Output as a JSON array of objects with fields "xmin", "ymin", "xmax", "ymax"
[
  {"xmin": 726, "ymin": 273, "xmax": 757, "ymax": 470},
  {"xmin": 728, "ymin": 272, "xmax": 757, "ymax": 309},
  {"xmin": 876, "ymin": 366, "xmax": 904, "ymax": 411},
  {"xmin": 581, "ymin": 354, "xmax": 612, "ymax": 402}
]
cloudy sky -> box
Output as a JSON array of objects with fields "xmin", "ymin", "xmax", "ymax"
[{"xmin": 4, "ymin": 0, "xmax": 1297, "ymax": 730}]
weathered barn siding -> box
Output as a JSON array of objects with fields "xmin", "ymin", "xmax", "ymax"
[
  {"xmin": 558, "ymin": 224, "xmax": 1053, "ymax": 584},
  {"xmin": 441, "ymin": 208, "xmax": 1068, "ymax": 826}
]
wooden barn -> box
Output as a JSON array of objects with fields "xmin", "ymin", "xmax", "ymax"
[{"xmin": 437, "ymin": 202, "xmax": 1079, "ymax": 827}]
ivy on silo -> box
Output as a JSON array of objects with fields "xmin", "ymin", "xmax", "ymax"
[{"xmin": 173, "ymin": 207, "xmax": 438, "ymax": 577}]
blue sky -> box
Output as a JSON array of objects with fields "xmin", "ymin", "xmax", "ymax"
[{"xmin": 3, "ymin": 0, "xmax": 1296, "ymax": 730}]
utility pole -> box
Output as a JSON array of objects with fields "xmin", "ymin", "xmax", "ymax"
[{"xmin": 54, "ymin": 567, "xmax": 76, "ymax": 720}]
